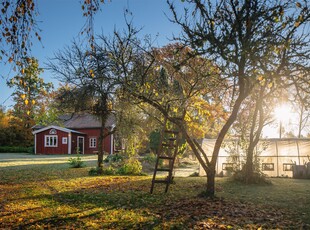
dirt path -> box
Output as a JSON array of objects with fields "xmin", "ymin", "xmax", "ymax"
[{"xmin": 0, "ymin": 153, "xmax": 200, "ymax": 177}]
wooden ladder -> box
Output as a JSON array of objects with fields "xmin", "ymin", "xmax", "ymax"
[{"xmin": 150, "ymin": 118, "xmax": 180, "ymax": 193}]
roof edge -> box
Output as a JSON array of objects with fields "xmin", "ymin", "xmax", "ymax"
[{"xmin": 32, "ymin": 125, "xmax": 85, "ymax": 135}]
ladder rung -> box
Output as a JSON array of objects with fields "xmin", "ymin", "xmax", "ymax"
[
  {"xmin": 156, "ymin": 168, "xmax": 171, "ymax": 172},
  {"xmin": 158, "ymin": 156, "xmax": 174, "ymax": 160},
  {"xmin": 150, "ymin": 118, "xmax": 179, "ymax": 194}
]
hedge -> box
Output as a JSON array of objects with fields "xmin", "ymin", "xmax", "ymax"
[{"xmin": 0, "ymin": 146, "xmax": 34, "ymax": 153}]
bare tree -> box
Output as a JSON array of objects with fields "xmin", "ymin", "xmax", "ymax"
[{"xmin": 48, "ymin": 41, "xmax": 117, "ymax": 172}]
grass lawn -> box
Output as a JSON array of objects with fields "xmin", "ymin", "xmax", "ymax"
[{"xmin": 0, "ymin": 153, "xmax": 309, "ymax": 229}]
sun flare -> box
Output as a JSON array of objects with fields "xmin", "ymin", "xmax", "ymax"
[{"xmin": 274, "ymin": 104, "xmax": 291, "ymax": 123}]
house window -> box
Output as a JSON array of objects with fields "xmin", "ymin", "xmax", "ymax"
[
  {"xmin": 49, "ymin": 129, "xmax": 57, "ymax": 135},
  {"xmin": 222, "ymin": 163, "xmax": 234, "ymax": 171},
  {"xmin": 62, "ymin": 137, "xmax": 68, "ymax": 144},
  {"xmin": 283, "ymin": 163, "xmax": 295, "ymax": 171},
  {"xmin": 45, "ymin": 135, "xmax": 58, "ymax": 147},
  {"xmin": 262, "ymin": 163, "xmax": 274, "ymax": 171},
  {"xmin": 89, "ymin": 137, "xmax": 97, "ymax": 148}
]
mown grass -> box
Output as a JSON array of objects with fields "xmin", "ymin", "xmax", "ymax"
[
  {"xmin": 218, "ymin": 178, "xmax": 310, "ymax": 219},
  {"xmin": 0, "ymin": 153, "xmax": 309, "ymax": 229}
]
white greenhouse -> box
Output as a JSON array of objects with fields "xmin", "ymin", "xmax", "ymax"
[{"xmin": 199, "ymin": 138, "xmax": 310, "ymax": 178}]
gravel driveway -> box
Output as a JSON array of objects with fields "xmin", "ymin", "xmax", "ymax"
[{"xmin": 0, "ymin": 153, "xmax": 199, "ymax": 177}]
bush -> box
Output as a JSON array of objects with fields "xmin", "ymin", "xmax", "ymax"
[
  {"xmin": 88, "ymin": 166, "xmax": 117, "ymax": 176},
  {"xmin": 88, "ymin": 154, "xmax": 144, "ymax": 176},
  {"xmin": 149, "ymin": 130, "xmax": 161, "ymax": 153},
  {"xmin": 103, "ymin": 154, "xmax": 124, "ymax": 163},
  {"xmin": 103, "ymin": 166, "xmax": 117, "ymax": 175},
  {"xmin": 117, "ymin": 159, "xmax": 143, "ymax": 175},
  {"xmin": 68, "ymin": 155, "xmax": 85, "ymax": 168},
  {"xmin": 143, "ymin": 152, "xmax": 157, "ymax": 164},
  {"xmin": 143, "ymin": 153, "xmax": 163, "ymax": 167},
  {"xmin": 189, "ymin": 172, "xmax": 199, "ymax": 177},
  {"xmin": 88, "ymin": 167, "xmax": 100, "ymax": 176},
  {"xmin": 232, "ymin": 170, "xmax": 271, "ymax": 185},
  {"xmin": 0, "ymin": 146, "xmax": 34, "ymax": 153}
]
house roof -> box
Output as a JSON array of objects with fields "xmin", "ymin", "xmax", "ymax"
[
  {"xmin": 32, "ymin": 125, "xmax": 85, "ymax": 135},
  {"xmin": 61, "ymin": 113, "xmax": 115, "ymax": 129},
  {"xmin": 32, "ymin": 113, "xmax": 116, "ymax": 132}
]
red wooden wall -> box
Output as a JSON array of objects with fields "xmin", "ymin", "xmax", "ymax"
[
  {"xmin": 73, "ymin": 128, "xmax": 113, "ymax": 154},
  {"xmin": 35, "ymin": 127, "xmax": 113, "ymax": 155},
  {"xmin": 35, "ymin": 129, "xmax": 69, "ymax": 154}
]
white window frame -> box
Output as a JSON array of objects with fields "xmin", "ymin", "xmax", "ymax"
[
  {"xmin": 283, "ymin": 163, "xmax": 295, "ymax": 171},
  {"xmin": 45, "ymin": 135, "xmax": 58, "ymax": 147},
  {"xmin": 62, "ymin": 137, "xmax": 68, "ymax": 144},
  {"xmin": 222, "ymin": 163, "xmax": 235, "ymax": 170},
  {"xmin": 89, "ymin": 137, "xmax": 97, "ymax": 148},
  {"xmin": 262, "ymin": 163, "xmax": 274, "ymax": 171}
]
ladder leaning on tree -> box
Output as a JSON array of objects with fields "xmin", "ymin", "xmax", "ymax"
[{"xmin": 150, "ymin": 117, "xmax": 182, "ymax": 194}]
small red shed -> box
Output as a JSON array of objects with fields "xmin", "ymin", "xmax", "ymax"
[{"xmin": 32, "ymin": 114, "xmax": 115, "ymax": 155}]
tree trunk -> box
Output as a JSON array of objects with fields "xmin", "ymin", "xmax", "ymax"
[
  {"xmin": 97, "ymin": 115, "xmax": 106, "ymax": 173},
  {"xmin": 177, "ymin": 127, "xmax": 208, "ymax": 169},
  {"xmin": 244, "ymin": 90, "xmax": 264, "ymax": 183},
  {"xmin": 207, "ymin": 88, "xmax": 247, "ymax": 197},
  {"xmin": 176, "ymin": 84, "xmax": 248, "ymax": 197},
  {"xmin": 206, "ymin": 165, "xmax": 216, "ymax": 197},
  {"xmin": 244, "ymin": 144, "xmax": 255, "ymax": 183}
]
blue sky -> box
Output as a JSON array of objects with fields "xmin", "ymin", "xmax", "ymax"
[
  {"xmin": 1, "ymin": 0, "xmax": 301, "ymax": 138},
  {"xmin": 1, "ymin": 0, "xmax": 182, "ymax": 109}
]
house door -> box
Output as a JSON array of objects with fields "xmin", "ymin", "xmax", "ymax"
[{"xmin": 77, "ymin": 136, "xmax": 84, "ymax": 154}]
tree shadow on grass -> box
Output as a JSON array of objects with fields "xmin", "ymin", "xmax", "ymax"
[
  {"xmin": 1, "ymin": 176, "xmax": 306, "ymax": 229},
  {"xmin": 1, "ymin": 177, "xmax": 161, "ymax": 229}
]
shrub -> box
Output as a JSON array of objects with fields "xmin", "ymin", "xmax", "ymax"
[
  {"xmin": 143, "ymin": 152, "xmax": 157, "ymax": 164},
  {"xmin": 68, "ymin": 155, "xmax": 85, "ymax": 168},
  {"xmin": 102, "ymin": 166, "xmax": 116, "ymax": 175},
  {"xmin": 232, "ymin": 170, "xmax": 271, "ymax": 185},
  {"xmin": 149, "ymin": 130, "xmax": 161, "ymax": 153},
  {"xmin": 103, "ymin": 154, "xmax": 124, "ymax": 163},
  {"xmin": 88, "ymin": 167, "xmax": 100, "ymax": 176},
  {"xmin": 117, "ymin": 159, "xmax": 142, "ymax": 175},
  {"xmin": 189, "ymin": 172, "xmax": 199, "ymax": 177},
  {"xmin": 88, "ymin": 167, "xmax": 117, "ymax": 176},
  {"xmin": 0, "ymin": 146, "xmax": 34, "ymax": 153},
  {"xmin": 143, "ymin": 153, "xmax": 163, "ymax": 167},
  {"xmin": 89, "ymin": 154, "xmax": 144, "ymax": 176}
]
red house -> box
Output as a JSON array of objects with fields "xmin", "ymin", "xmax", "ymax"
[{"xmin": 32, "ymin": 114, "xmax": 115, "ymax": 155}]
